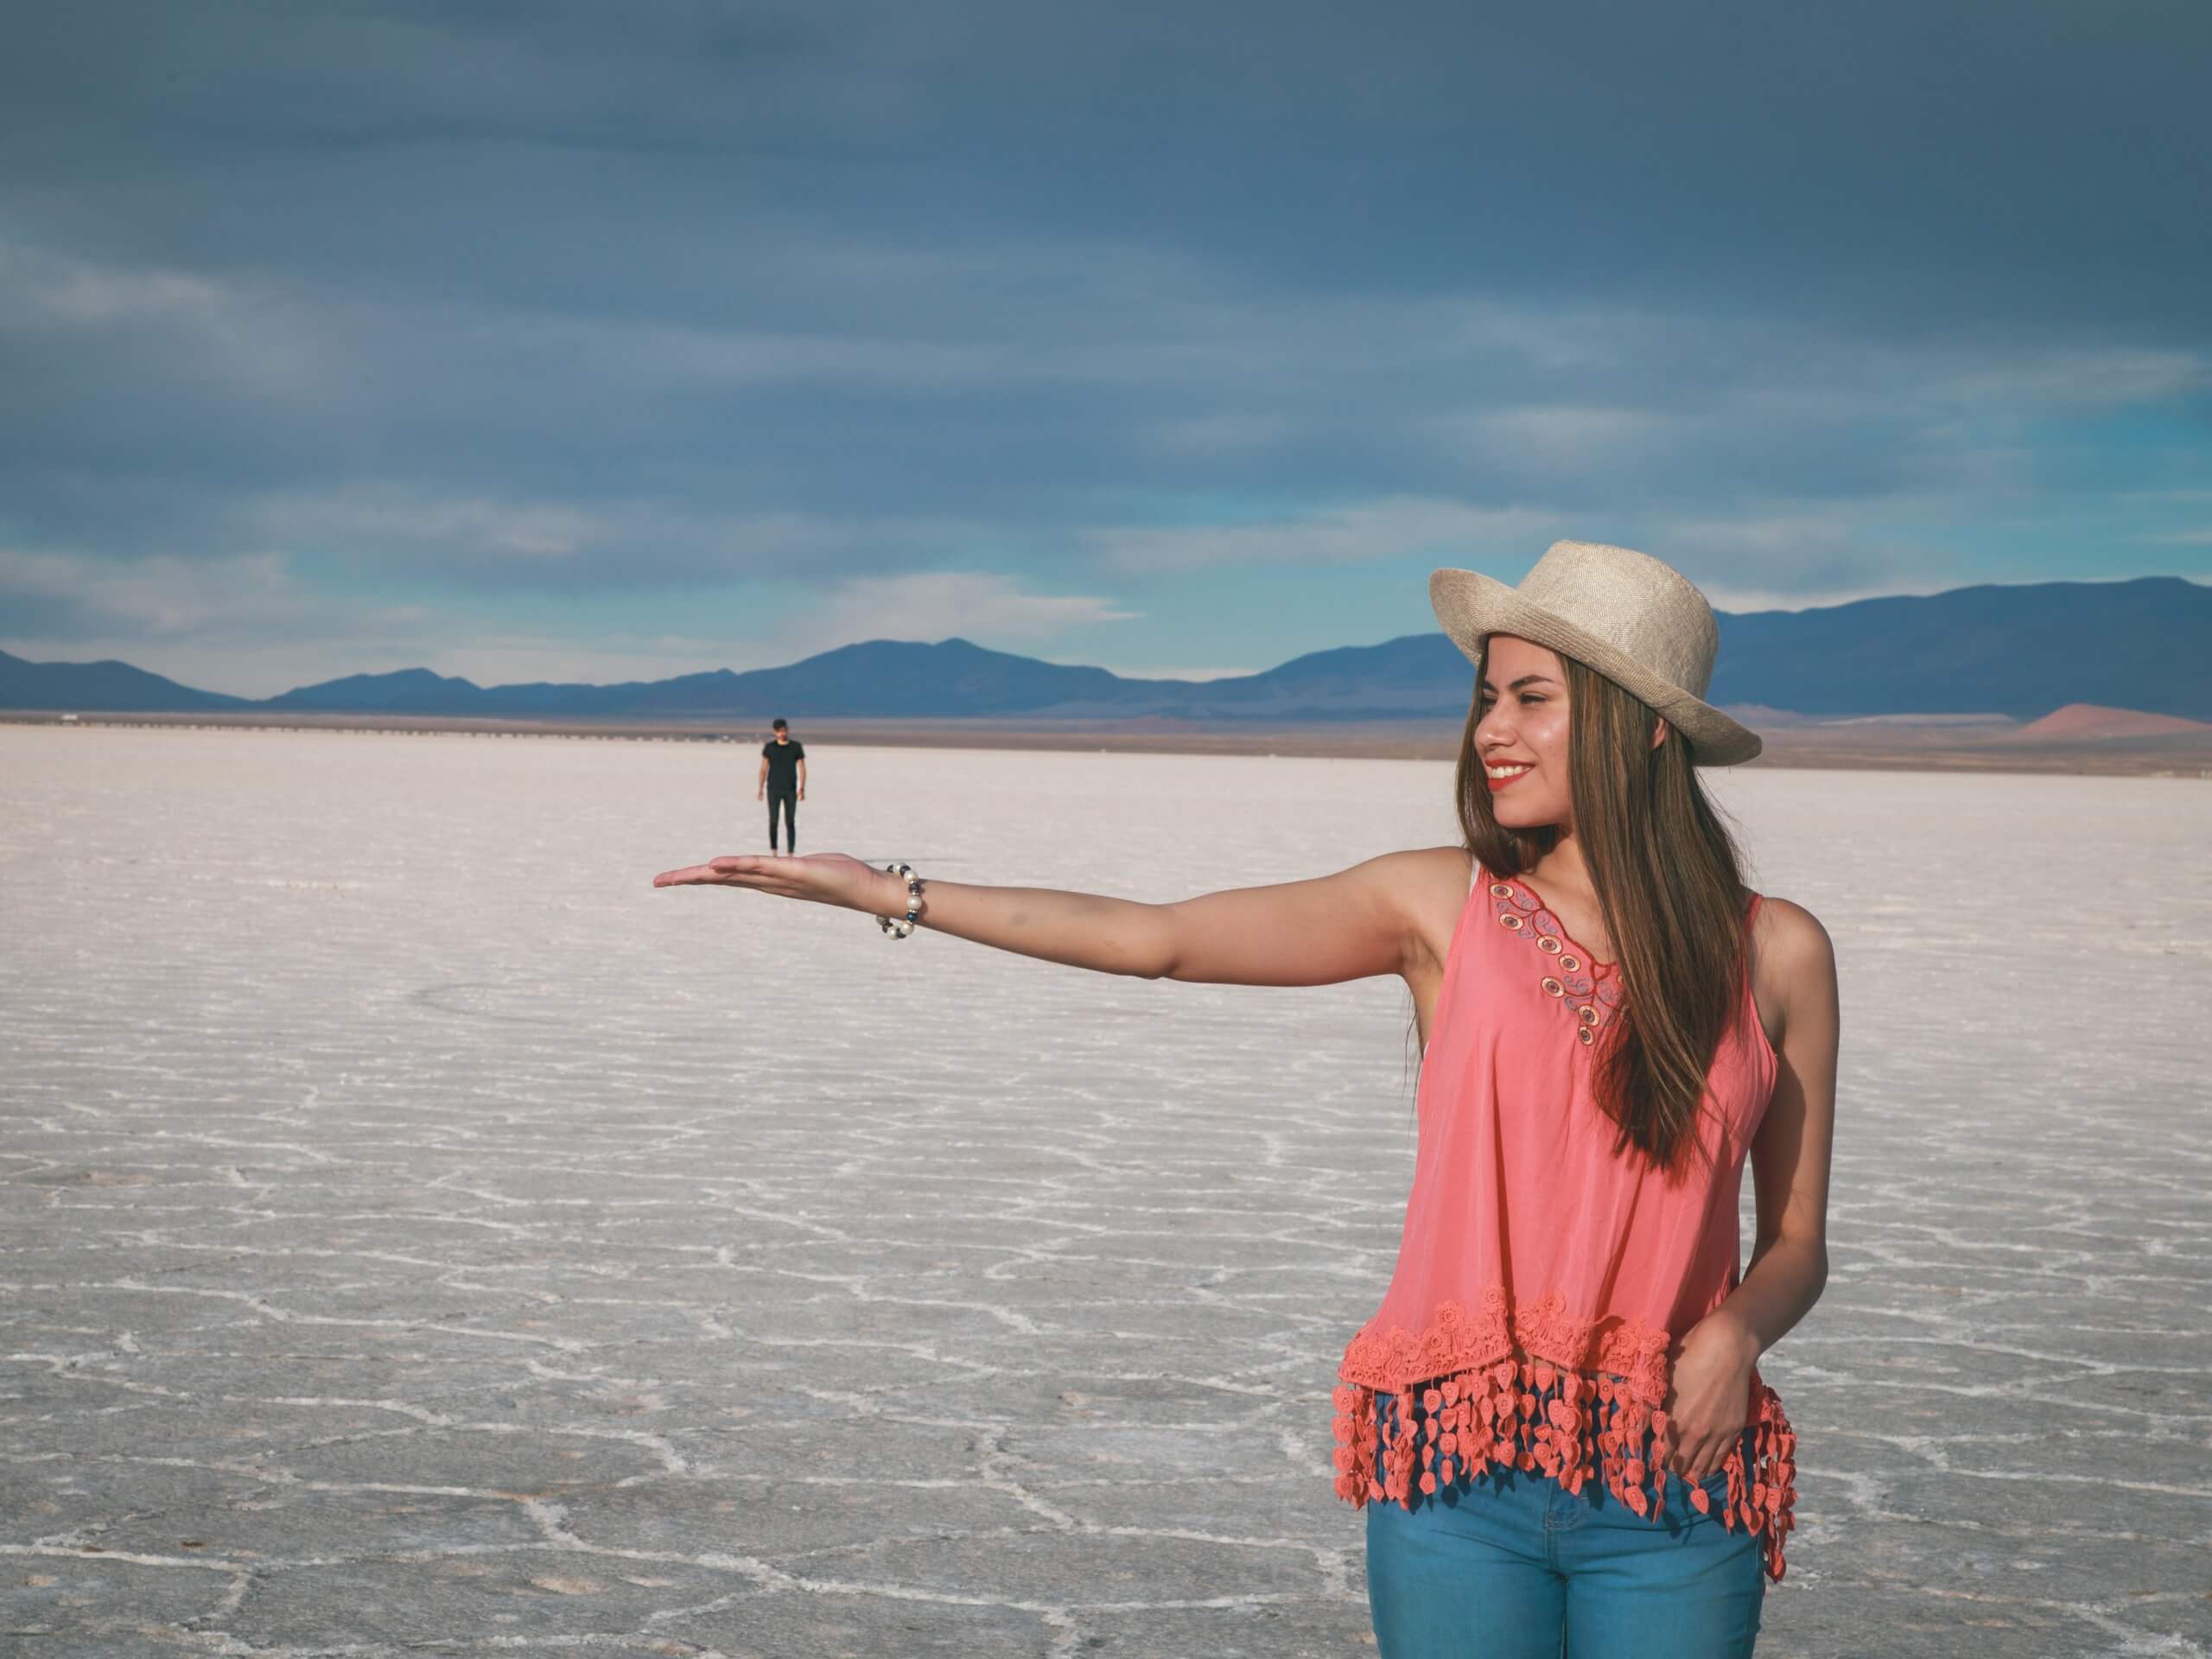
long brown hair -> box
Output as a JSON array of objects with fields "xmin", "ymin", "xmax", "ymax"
[{"xmin": 1453, "ymin": 650, "xmax": 1751, "ymax": 1179}]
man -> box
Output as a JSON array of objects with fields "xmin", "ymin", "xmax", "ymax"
[{"xmin": 757, "ymin": 718, "xmax": 805, "ymax": 854}]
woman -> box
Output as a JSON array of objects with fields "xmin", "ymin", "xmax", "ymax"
[{"xmin": 655, "ymin": 541, "xmax": 1838, "ymax": 1657}]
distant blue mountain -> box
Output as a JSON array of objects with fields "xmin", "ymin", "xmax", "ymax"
[
  {"xmin": 0, "ymin": 648, "xmax": 251, "ymax": 713},
  {"xmin": 468, "ymin": 638, "xmax": 1143, "ymax": 719},
  {"xmin": 1708, "ymin": 575, "xmax": 2209, "ymax": 717},
  {"xmin": 3, "ymin": 575, "xmax": 2206, "ymax": 721},
  {"xmin": 263, "ymin": 666, "xmax": 494, "ymax": 713}
]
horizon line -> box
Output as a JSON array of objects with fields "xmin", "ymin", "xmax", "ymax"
[{"xmin": 2, "ymin": 569, "xmax": 2203, "ymax": 703}]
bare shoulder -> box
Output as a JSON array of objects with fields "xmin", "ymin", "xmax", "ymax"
[
  {"xmin": 1750, "ymin": 894, "xmax": 1839, "ymax": 1033},
  {"xmin": 1382, "ymin": 842, "xmax": 1478, "ymax": 883},
  {"xmin": 1367, "ymin": 843, "xmax": 1478, "ymax": 902},
  {"xmin": 1363, "ymin": 844, "xmax": 1477, "ymax": 974},
  {"xmin": 1751, "ymin": 895, "xmax": 1834, "ymax": 973}
]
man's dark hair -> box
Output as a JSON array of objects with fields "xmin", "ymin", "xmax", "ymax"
[{"xmin": 772, "ymin": 718, "xmax": 788, "ymax": 730}]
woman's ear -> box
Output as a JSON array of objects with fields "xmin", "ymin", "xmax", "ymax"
[{"xmin": 1650, "ymin": 715, "xmax": 1671, "ymax": 751}]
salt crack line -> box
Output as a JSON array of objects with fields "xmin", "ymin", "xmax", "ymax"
[
  {"xmin": 233, "ymin": 1399, "xmax": 693, "ymax": 1475},
  {"xmin": 0, "ymin": 1541, "xmax": 240, "ymax": 1574},
  {"xmin": 29, "ymin": 1280, "xmax": 594, "ymax": 1353},
  {"xmin": 518, "ymin": 1499, "xmax": 785, "ymax": 1587}
]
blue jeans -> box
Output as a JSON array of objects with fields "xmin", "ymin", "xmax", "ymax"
[{"xmin": 1363, "ymin": 1392, "xmax": 1766, "ymax": 1657}]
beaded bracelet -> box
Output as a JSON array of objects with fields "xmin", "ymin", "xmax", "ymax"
[{"xmin": 877, "ymin": 862, "xmax": 923, "ymax": 938}]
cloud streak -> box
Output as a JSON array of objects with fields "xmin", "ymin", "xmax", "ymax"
[{"xmin": 1084, "ymin": 499, "xmax": 1559, "ymax": 576}]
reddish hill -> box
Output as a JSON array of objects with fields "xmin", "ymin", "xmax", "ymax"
[{"xmin": 2012, "ymin": 703, "xmax": 2212, "ymax": 741}]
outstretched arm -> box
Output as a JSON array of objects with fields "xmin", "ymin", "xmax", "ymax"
[{"xmin": 652, "ymin": 849, "xmax": 1449, "ymax": 988}]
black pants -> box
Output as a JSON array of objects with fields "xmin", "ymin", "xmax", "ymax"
[{"xmin": 767, "ymin": 789, "xmax": 797, "ymax": 850}]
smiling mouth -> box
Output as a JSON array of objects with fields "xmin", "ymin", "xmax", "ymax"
[{"xmin": 1484, "ymin": 762, "xmax": 1534, "ymax": 791}]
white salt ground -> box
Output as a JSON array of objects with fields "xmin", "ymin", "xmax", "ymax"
[{"xmin": 2, "ymin": 724, "xmax": 2207, "ymax": 1657}]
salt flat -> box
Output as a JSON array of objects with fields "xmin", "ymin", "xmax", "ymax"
[{"xmin": 2, "ymin": 725, "xmax": 2207, "ymax": 1659}]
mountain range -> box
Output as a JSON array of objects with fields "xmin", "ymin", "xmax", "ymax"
[{"xmin": 3, "ymin": 575, "xmax": 2206, "ymax": 722}]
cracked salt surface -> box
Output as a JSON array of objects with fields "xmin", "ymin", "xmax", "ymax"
[{"xmin": 3, "ymin": 727, "xmax": 2209, "ymax": 1657}]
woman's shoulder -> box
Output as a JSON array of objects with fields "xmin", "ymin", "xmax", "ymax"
[
  {"xmin": 1302, "ymin": 846, "xmax": 1475, "ymax": 913},
  {"xmin": 1359, "ymin": 844, "xmax": 1477, "ymax": 880},
  {"xmin": 1352, "ymin": 847, "xmax": 1479, "ymax": 972},
  {"xmin": 1397, "ymin": 844, "xmax": 1480, "ymax": 892},
  {"xmin": 1750, "ymin": 892, "xmax": 1829, "ymax": 944},
  {"xmin": 1747, "ymin": 893, "xmax": 1837, "ymax": 1000},
  {"xmin": 1350, "ymin": 845, "xmax": 1480, "ymax": 910}
]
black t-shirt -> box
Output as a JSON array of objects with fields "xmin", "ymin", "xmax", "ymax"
[{"xmin": 762, "ymin": 738, "xmax": 804, "ymax": 792}]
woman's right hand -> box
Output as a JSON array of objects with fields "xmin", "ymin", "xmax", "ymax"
[{"xmin": 652, "ymin": 852, "xmax": 900, "ymax": 917}]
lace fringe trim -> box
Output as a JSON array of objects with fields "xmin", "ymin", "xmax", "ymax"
[
  {"xmin": 1332, "ymin": 1293, "xmax": 1800, "ymax": 1582},
  {"xmin": 1339, "ymin": 1287, "xmax": 1675, "ymax": 1404}
]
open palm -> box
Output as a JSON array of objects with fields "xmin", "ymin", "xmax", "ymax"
[{"xmin": 652, "ymin": 850, "xmax": 887, "ymax": 912}]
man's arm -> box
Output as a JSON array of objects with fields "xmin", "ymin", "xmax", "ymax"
[{"xmin": 796, "ymin": 756, "xmax": 806, "ymax": 798}]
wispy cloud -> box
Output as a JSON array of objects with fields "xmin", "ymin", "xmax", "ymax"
[
  {"xmin": 1082, "ymin": 499, "xmax": 1558, "ymax": 576},
  {"xmin": 0, "ymin": 545, "xmax": 444, "ymax": 696},
  {"xmin": 0, "ymin": 545, "xmax": 424, "ymax": 645},
  {"xmin": 810, "ymin": 571, "xmax": 1139, "ymax": 646},
  {"xmin": 1649, "ymin": 517, "xmax": 1927, "ymax": 611},
  {"xmin": 238, "ymin": 486, "xmax": 938, "ymax": 588},
  {"xmin": 1923, "ymin": 349, "xmax": 2209, "ymax": 408},
  {"xmin": 1438, "ymin": 405, "xmax": 1673, "ymax": 474},
  {"xmin": 0, "ymin": 241, "xmax": 328, "ymax": 398}
]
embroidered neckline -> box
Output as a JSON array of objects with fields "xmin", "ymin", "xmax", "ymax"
[
  {"xmin": 1497, "ymin": 869, "xmax": 1614, "ymax": 967},
  {"xmin": 1487, "ymin": 874, "xmax": 1624, "ymax": 1046}
]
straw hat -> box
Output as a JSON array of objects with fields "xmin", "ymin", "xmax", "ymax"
[{"xmin": 1430, "ymin": 540, "xmax": 1760, "ymax": 766}]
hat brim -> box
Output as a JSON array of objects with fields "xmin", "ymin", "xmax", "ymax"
[{"xmin": 1430, "ymin": 569, "xmax": 1762, "ymax": 766}]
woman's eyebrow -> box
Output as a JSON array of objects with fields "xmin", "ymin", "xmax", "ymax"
[{"xmin": 1478, "ymin": 674, "xmax": 1561, "ymax": 692}]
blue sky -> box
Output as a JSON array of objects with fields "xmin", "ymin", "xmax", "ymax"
[{"xmin": 3, "ymin": 0, "xmax": 2207, "ymax": 696}]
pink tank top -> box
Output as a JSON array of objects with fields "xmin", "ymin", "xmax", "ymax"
[{"xmin": 1330, "ymin": 857, "xmax": 1802, "ymax": 1582}]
